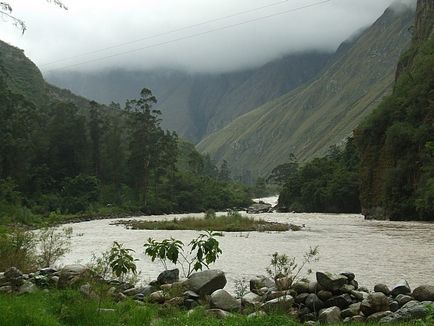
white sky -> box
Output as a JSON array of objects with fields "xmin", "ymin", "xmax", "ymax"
[{"xmin": 0, "ymin": 0, "xmax": 416, "ymax": 73}]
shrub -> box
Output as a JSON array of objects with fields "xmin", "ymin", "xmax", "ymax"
[
  {"xmin": 37, "ymin": 227, "xmax": 72, "ymax": 267},
  {"xmin": 0, "ymin": 227, "xmax": 37, "ymax": 272}
]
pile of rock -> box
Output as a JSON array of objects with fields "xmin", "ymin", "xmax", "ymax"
[{"xmin": 1, "ymin": 265, "xmax": 434, "ymax": 324}]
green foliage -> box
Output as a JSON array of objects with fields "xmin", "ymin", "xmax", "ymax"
[
  {"xmin": 37, "ymin": 227, "xmax": 72, "ymax": 267},
  {"xmin": 144, "ymin": 231, "xmax": 222, "ymax": 277},
  {"xmin": 266, "ymin": 246, "xmax": 319, "ymax": 288},
  {"xmin": 108, "ymin": 241, "xmax": 137, "ymax": 280},
  {"xmin": 277, "ymin": 140, "xmax": 360, "ymax": 213},
  {"xmin": 355, "ymin": 25, "xmax": 434, "ymax": 220},
  {"xmin": 0, "ymin": 226, "xmax": 36, "ymax": 272}
]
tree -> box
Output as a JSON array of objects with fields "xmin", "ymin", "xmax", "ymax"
[
  {"xmin": 218, "ymin": 160, "xmax": 231, "ymax": 181},
  {"xmin": 1, "ymin": 1, "xmax": 67, "ymax": 33}
]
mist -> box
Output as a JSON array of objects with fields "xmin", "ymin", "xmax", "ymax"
[{"xmin": 0, "ymin": 0, "xmax": 417, "ymax": 74}]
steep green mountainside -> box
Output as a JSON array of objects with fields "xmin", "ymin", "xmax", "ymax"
[
  {"xmin": 355, "ymin": 0, "xmax": 434, "ymax": 220},
  {"xmin": 46, "ymin": 52, "xmax": 332, "ymax": 142},
  {"xmin": 197, "ymin": 6, "xmax": 414, "ymax": 176}
]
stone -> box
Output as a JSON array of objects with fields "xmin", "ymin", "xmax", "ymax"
[
  {"xmin": 316, "ymin": 272, "xmax": 348, "ymax": 292},
  {"xmin": 308, "ymin": 281, "xmax": 320, "ymax": 293},
  {"xmin": 166, "ymin": 297, "xmax": 184, "ymax": 306},
  {"xmin": 149, "ymin": 290, "xmax": 166, "ymax": 304},
  {"xmin": 247, "ymin": 203, "xmax": 272, "ymax": 214},
  {"xmin": 396, "ymin": 294, "xmax": 413, "ymax": 307},
  {"xmin": 184, "ymin": 290, "xmax": 200, "ymax": 299},
  {"xmin": 292, "ymin": 281, "xmax": 310, "ymax": 294},
  {"xmin": 350, "ymin": 280, "xmax": 359, "ymax": 290},
  {"xmin": 58, "ymin": 264, "xmax": 88, "ymax": 288},
  {"xmin": 160, "ymin": 284, "xmax": 172, "ymax": 291},
  {"xmin": 304, "ymin": 319, "xmax": 317, "ymax": 325},
  {"xmin": 242, "ymin": 292, "xmax": 262, "ymax": 308},
  {"xmin": 261, "ymin": 295, "xmax": 294, "ymax": 313},
  {"xmin": 141, "ymin": 285, "xmax": 157, "ymax": 297},
  {"xmin": 379, "ymin": 300, "xmax": 432, "ymax": 323},
  {"xmin": 319, "ymin": 306, "xmax": 341, "ymax": 323},
  {"xmin": 276, "ymin": 276, "xmax": 291, "ymax": 290},
  {"xmin": 305, "ymin": 293, "xmax": 325, "ymax": 311},
  {"xmin": 267, "ymin": 290, "xmax": 291, "ymax": 300},
  {"xmin": 210, "ymin": 289, "xmax": 241, "ymax": 312},
  {"xmin": 390, "ymin": 300, "xmax": 399, "ymax": 312},
  {"xmin": 157, "ymin": 269, "xmax": 179, "ymax": 285},
  {"xmin": 339, "ymin": 284, "xmax": 355, "ymax": 293},
  {"xmin": 340, "ymin": 272, "xmax": 355, "ymax": 281},
  {"xmin": 186, "ymin": 270, "xmax": 226, "ymax": 297},
  {"xmin": 351, "ymin": 315, "xmax": 365, "ymax": 323},
  {"xmin": 4, "ymin": 267, "xmax": 24, "ymax": 287},
  {"xmin": 348, "ymin": 302, "xmax": 361, "ymax": 316},
  {"xmin": 295, "ymin": 292, "xmax": 310, "ymax": 304},
  {"xmin": 97, "ymin": 308, "xmax": 115, "ymax": 313},
  {"xmin": 325, "ymin": 294, "xmax": 352, "ymax": 309},
  {"xmin": 391, "ymin": 279, "xmax": 411, "ymax": 297},
  {"xmin": 341, "ymin": 308, "xmax": 354, "ymax": 319},
  {"xmin": 247, "ymin": 311, "xmax": 267, "ymax": 318},
  {"xmin": 374, "ymin": 283, "xmax": 391, "ymax": 296},
  {"xmin": 39, "ymin": 267, "xmax": 57, "ymax": 275},
  {"xmin": 0, "ymin": 285, "xmax": 13, "ymax": 293},
  {"xmin": 360, "ymin": 292, "xmax": 389, "ymax": 316},
  {"xmin": 413, "ymin": 285, "xmax": 434, "ymax": 301},
  {"xmin": 351, "ymin": 290, "xmax": 368, "ymax": 301},
  {"xmin": 318, "ymin": 290, "xmax": 333, "ymax": 301},
  {"xmin": 366, "ymin": 311, "xmax": 393, "ymax": 322},
  {"xmin": 123, "ymin": 287, "xmax": 144, "ymax": 297},
  {"xmin": 206, "ymin": 309, "xmax": 232, "ymax": 319},
  {"xmin": 249, "ymin": 276, "xmax": 274, "ymax": 294},
  {"xmin": 79, "ymin": 283, "xmax": 96, "ymax": 298}
]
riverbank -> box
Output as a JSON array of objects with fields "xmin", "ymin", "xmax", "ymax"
[{"xmin": 1, "ymin": 265, "xmax": 432, "ymax": 325}]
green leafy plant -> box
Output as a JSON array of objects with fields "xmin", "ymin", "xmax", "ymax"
[
  {"xmin": 108, "ymin": 241, "xmax": 137, "ymax": 280},
  {"xmin": 0, "ymin": 226, "xmax": 36, "ymax": 272},
  {"xmin": 234, "ymin": 277, "xmax": 249, "ymax": 300},
  {"xmin": 144, "ymin": 231, "xmax": 222, "ymax": 277},
  {"xmin": 266, "ymin": 246, "xmax": 319, "ymax": 288}
]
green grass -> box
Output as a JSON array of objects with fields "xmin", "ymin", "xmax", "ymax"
[
  {"xmin": 116, "ymin": 214, "xmax": 289, "ymax": 232},
  {"xmin": 0, "ymin": 290, "xmax": 427, "ymax": 326}
]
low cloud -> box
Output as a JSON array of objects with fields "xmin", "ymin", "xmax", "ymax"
[{"xmin": 0, "ymin": 0, "xmax": 416, "ymax": 74}]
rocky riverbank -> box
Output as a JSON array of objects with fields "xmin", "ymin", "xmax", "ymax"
[{"xmin": 1, "ymin": 265, "xmax": 433, "ymax": 324}]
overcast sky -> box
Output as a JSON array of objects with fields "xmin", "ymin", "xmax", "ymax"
[{"xmin": 0, "ymin": 0, "xmax": 416, "ymax": 74}]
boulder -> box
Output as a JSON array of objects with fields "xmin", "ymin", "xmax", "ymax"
[
  {"xmin": 210, "ymin": 289, "xmax": 241, "ymax": 311},
  {"xmin": 391, "ymin": 279, "xmax": 411, "ymax": 297},
  {"xmin": 261, "ymin": 295, "xmax": 294, "ymax": 313},
  {"xmin": 396, "ymin": 294, "xmax": 413, "ymax": 307},
  {"xmin": 318, "ymin": 290, "xmax": 333, "ymax": 301},
  {"xmin": 292, "ymin": 281, "xmax": 310, "ymax": 294},
  {"xmin": 295, "ymin": 292, "xmax": 310, "ymax": 304},
  {"xmin": 276, "ymin": 277, "xmax": 291, "ymax": 290},
  {"xmin": 309, "ymin": 281, "xmax": 320, "ymax": 293},
  {"xmin": 58, "ymin": 264, "xmax": 88, "ymax": 288},
  {"xmin": 157, "ymin": 269, "xmax": 179, "ymax": 285},
  {"xmin": 39, "ymin": 267, "xmax": 57, "ymax": 275},
  {"xmin": 186, "ymin": 270, "xmax": 226, "ymax": 297},
  {"xmin": 413, "ymin": 285, "xmax": 434, "ymax": 301},
  {"xmin": 319, "ymin": 306, "xmax": 341, "ymax": 323},
  {"xmin": 360, "ymin": 292, "xmax": 389, "ymax": 316},
  {"xmin": 305, "ymin": 293, "xmax": 325, "ymax": 311},
  {"xmin": 351, "ymin": 290, "xmax": 368, "ymax": 301},
  {"xmin": 374, "ymin": 283, "xmax": 391, "ymax": 296},
  {"xmin": 242, "ymin": 292, "xmax": 262, "ymax": 308},
  {"xmin": 166, "ymin": 297, "xmax": 184, "ymax": 306},
  {"xmin": 0, "ymin": 285, "xmax": 13, "ymax": 293},
  {"xmin": 316, "ymin": 272, "xmax": 348, "ymax": 292},
  {"xmin": 184, "ymin": 290, "xmax": 200, "ymax": 300},
  {"xmin": 4, "ymin": 267, "xmax": 24, "ymax": 287},
  {"xmin": 366, "ymin": 311, "xmax": 393, "ymax": 322},
  {"xmin": 249, "ymin": 276, "xmax": 274, "ymax": 294},
  {"xmin": 206, "ymin": 309, "xmax": 232, "ymax": 319},
  {"xmin": 325, "ymin": 294, "xmax": 352, "ymax": 309},
  {"xmin": 340, "ymin": 272, "xmax": 355, "ymax": 282},
  {"xmin": 149, "ymin": 290, "xmax": 166, "ymax": 304},
  {"xmin": 247, "ymin": 203, "xmax": 272, "ymax": 214},
  {"xmin": 379, "ymin": 300, "xmax": 432, "ymax": 323}
]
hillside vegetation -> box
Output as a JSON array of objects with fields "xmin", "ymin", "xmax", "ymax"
[
  {"xmin": 355, "ymin": 0, "xmax": 434, "ymax": 220},
  {"xmin": 197, "ymin": 6, "xmax": 414, "ymax": 176}
]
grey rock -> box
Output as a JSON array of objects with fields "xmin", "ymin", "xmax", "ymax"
[
  {"xmin": 0, "ymin": 285, "xmax": 13, "ymax": 293},
  {"xmin": 367, "ymin": 310, "xmax": 393, "ymax": 322},
  {"xmin": 341, "ymin": 308, "xmax": 354, "ymax": 319},
  {"xmin": 413, "ymin": 285, "xmax": 434, "ymax": 301},
  {"xmin": 309, "ymin": 281, "xmax": 320, "ymax": 293},
  {"xmin": 358, "ymin": 286, "xmax": 369, "ymax": 293},
  {"xmin": 305, "ymin": 293, "xmax": 325, "ymax": 311},
  {"xmin": 184, "ymin": 299, "xmax": 199, "ymax": 310},
  {"xmin": 292, "ymin": 281, "xmax": 310, "ymax": 294},
  {"xmin": 379, "ymin": 300, "xmax": 432, "ymax": 323},
  {"xmin": 184, "ymin": 290, "xmax": 200, "ymax": 299},
  {"xmin": 339, "ymin": 284, "xmax": 355, "ymax": 293},
  {"xmin": 247, "ymin": 311, "xmax": 267, "ymax": 318},
  {"xmin": 210, "ymin": 289, "xmax": 241, "ymax": 312},
  {"xmin": 267, "ymin": 290, "xmax": 291, "ymax": 301},
  {"xmin": 247, "ymin": 203, "xmax": 272, "ymax": 214},
  {"xmin": 390, "ymin": 300, "xmax": 399, "ymax": 312},
  {"xmin": 316, "ymin": 272, "xmax": 348, "ymax": 292},
  {"xmin": 242, "ymin": 292, "xmax": 262, "ymax": 308},
  {"xmin": 350, "ymin": 280, "xmax": 359, "ymax": 290},
  {"xmin": 391, "ymin": 279, "xmax": 411, "ymax": 297},
  {"xmin": 351, "ymin": 290, "xmax": 368, "ymax": 301},
  {"xmin": 123, "ymin": 287, "xmax": 144, "ymax": 297},
  {"xmin": 374, "ymin": 283, "xmax": 390, "ymax": 296},
  {"xmin": 304, "ymin": 321, "xmax": 317, "ymax": 326},
  {"xmin": 360, "ymin": 292, "xmax": 389, "ymax": 316},
  {"xmin": 340, "ymin": 272, "xmax": 355, "ymax": 281},
  {"xmin": 276, "ymin": 276, "xmax": 291, "ymax": 290},
  {"xmin": 141, "ymin": 285, "xmax": 157, "ymax": 297},
  {"xmin": 261, "ymin": 295, "xmax": 294, "ymax": 313},
  {"xmin": 351, "ymin": 315, "xmax": 365, "ymax": 322},
  {"xmin": 318, "ymin": 290, "xmax": 333, "ymax": 301},
  {"xmin": 157, "ymin": 269, "xmax": 179, "ymax": 285},
  {"xmin": 348, "ymin": 302, "xmax": 361, "ymax": 315},
  {"xmin": 396, "ymin": 294, "xmax": 413, "ymax": 307},
  {"xmin": 149, "ymin": 290, "xmax": 166, "ymax": 303},
  {"xmin": 166, "ymin": 297, "xmax": 184, "ymax": 306},
  {"xmin": 206, "ymin": 309, "xmax": 232, "ymax": 319},
  {"xmin": 326, "ymin": 294, "xmax": 352, "ymax": 309},
  {"xmin": 249, "ymin": 276, "xmax": 274, "ymax": 294},
  {"xmin": 39, "ymin": 267, "xmax": 57, "ymax": 275},
  {"xmin": 58, "ymin": 264, "xmax": 88, "ymax": 288},
  {"xmin": 4, "ymin": 267, "xmax": 23, "ymax": 280},
  {"xmin": 319, "ymin": 306, "xmax": 341, "ymax": 323},
  {"xmin": 186, "ymin": 270, "xmax": 227, "ymax": 297},
  {"xmin": 295, "ymin": 292, "xmax": 310, "ymax": 304}
]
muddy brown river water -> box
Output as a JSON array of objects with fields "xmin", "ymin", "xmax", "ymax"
[{"xmin": 59, "ymin": 197, "xmax": 434, "ymax": 292}]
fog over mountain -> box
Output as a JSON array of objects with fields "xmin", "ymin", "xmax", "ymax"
[{"xmin": 0, "ymin": 0, "xmax": 416, "ymax": 74}]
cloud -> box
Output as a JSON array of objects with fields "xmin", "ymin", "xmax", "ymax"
[{"xmin": 0, "ymin": 0, "xmax": 416, "ymax": 73}]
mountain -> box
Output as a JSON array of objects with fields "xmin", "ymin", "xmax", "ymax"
[
  {"xmin": 197, "ymin": 5, "xmax": 415, "ymax": 177},
  {"xmin": 46, "ymin": 52, "xmax": 332, "ymax": 142},
  {"xmin": 355, "ymin": 0, "xmax": 434, "ymax": 220}
]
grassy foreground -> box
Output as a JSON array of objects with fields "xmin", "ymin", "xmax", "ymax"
[
  {"xmin": 0, "ymin": 290, "xmax": 423, "ymax": 326},
  {"xmin": 116, "ymin": 213, "xmax": 290, "ymax": 232}
]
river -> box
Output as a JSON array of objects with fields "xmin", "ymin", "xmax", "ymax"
[{"xmin": 59, "ymin": 196, "xmax": 434, "ymax": 291}]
